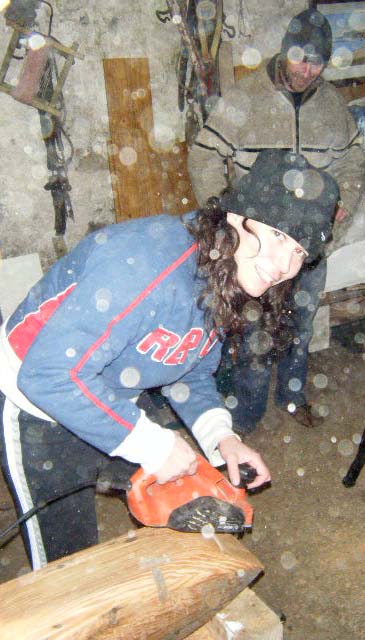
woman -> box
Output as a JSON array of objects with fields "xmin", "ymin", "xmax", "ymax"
[{"xmin": 0, "ymin": 150, "xmax": 338, "ymax": 567}]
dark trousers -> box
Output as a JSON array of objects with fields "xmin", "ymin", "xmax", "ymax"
[
  {"xmin": 0, "ymin": 392, "xmax": 136, "ymax": 568},
  {"xmin": 217, "ymin": 259, "xmax": 327, "ymax": 431}
]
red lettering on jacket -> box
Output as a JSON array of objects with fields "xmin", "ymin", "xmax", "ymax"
[
  {"xmin": 164, "ymin": 328, "xmax": 204, "ymax": 365},
  {"xmin": 199, "ymin": 329, "xmax": 218, "ymax": 357},
  {"xmin": 136, "ymin": 326, "xmax": 180, "ymax": 361}
]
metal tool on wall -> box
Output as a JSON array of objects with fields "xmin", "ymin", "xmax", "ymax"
[
  {"xmin": 156, "ymin": 0, "xmax": 234, "ymax": 146},
  {"xmin": 0, "ymin": 0, "xmax": 83, "ymax": 256}
]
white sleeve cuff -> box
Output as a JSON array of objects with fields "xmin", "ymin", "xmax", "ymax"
[
  {"xmin": 192, "ymin": 408, "xmax": 237, "ymax": 467},
  {"xmin": 110, "ymin": 410, "xmax": 176, "ymax": 475}
]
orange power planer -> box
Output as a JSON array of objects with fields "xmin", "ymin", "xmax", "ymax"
[{"xmin": 127, "ymin": 454, "xmax": 257, "ymax": 533}]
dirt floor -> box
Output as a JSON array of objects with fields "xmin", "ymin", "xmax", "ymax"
[{"xmin": 1, "ymin": 338, "xmax": 365, "ymax": 639}]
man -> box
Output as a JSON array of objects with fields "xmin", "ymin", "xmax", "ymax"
[
  {"xmin": 188, "ymin": 8, "xmax": 365, "ymax": 430},
  {"xmin": 0, "ymin": 151, "xmax": 337, "ymax": 568}
]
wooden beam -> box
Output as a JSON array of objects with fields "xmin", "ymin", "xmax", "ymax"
[
  {"xmin": 321, "ymin": 284, "xmax": 365, "ymax": 306},
  {"xmin": 103, "ymin": 57, "xmax": 163, "ymax": 220},
  {"xmin": 0, "ymin": 528, "xmax": 263, "ymax": 640},
  {"xmin": 234, "ymin": 65, "xmax": 261, "ymax": 82},
  {"xmin": 103, "ymin": 57, "xmax": 197, "ymax": 222},
  {"xmin": 187, "ymin": 589, "xmax": 283, "ymax": 640}
]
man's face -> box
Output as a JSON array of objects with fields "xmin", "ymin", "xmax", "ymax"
[{"xmin": 285, "ymin": 60, "xmax": 324, "ymax": 92}]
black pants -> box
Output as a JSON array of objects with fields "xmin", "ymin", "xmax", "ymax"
[{"xmin": 0, "ymin": 392, "xmax": 137, "ymax": 568}]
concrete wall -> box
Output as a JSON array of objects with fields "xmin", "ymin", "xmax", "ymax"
[{"xmin": 0, "ymin": 0, "xmax": 306, "ymax": 268}]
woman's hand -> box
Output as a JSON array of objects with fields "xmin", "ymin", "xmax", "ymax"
[
  {"xmin": 155, "ymin": 433, "xmax": 198, "ymax": 484},
  {"xmin": 218, "ymin": 435, "xmax": 271, "ymax": 489}
]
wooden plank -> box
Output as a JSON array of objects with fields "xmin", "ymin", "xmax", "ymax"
[
  {"xmin": 321, "ymin": 284, "xmax": 365, "ymax": 306},
  {"xmin": 189, "ymin": 627, "xmax": 215, "ymax": 640},
  {"xmin": 319, "ymin": 286, "xmax": 365, "ymax": 327},
  {"xmin": 234, "ymin": 65, "xmax": 256, "ymax": 82},
  {"xmin": 187, "ymin": 589, "xmax": 283, "ymax": 640},
  {"xmin": 159, "ymin": 142, "xmax": 198, "ymax": 213},
  {"xmin": 0, "ymin": 528, "xmax": 263, "ymax": 640},
  {"xmin": 103, "ymin": 57, "xmax": 162, "ymax": 220},
  {"xmin": 335, "ymin": 81, "xmax": 365, "ymax": 103},
  {"xmin": 329, "ymin": 295, "xmax": 365, "ymax": 326},
  {"xmin": 103, "ymin": 58, "xmax": 197, "ymax": 221}
]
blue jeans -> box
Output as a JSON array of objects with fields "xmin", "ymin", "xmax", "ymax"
[{"xmin": 216, "ymin": 259, "xmax": 327, "ymax": 432}]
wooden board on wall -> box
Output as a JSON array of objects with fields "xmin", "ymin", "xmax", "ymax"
[
  {"xmin": 103, "ymin": 58, "xmax": 197, "ymax": 222},
  {"xmin": 234, "ymin": 64, "xmax": 261, "ymax": 83},
  {"xmin": 335, "ymin": 81, "xmax": 365, "ymax": 103}
]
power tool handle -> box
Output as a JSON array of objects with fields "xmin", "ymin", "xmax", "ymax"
[
  {"xmin": 129, "ymin": 454, "xmax": 208, "ymax": 494},
  {"xmin": 238, "ymin": 463, "xmax": 258, "ymax": 487}
]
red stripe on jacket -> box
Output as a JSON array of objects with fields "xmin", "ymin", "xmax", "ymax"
[
  {"xmin": 8, "ymin": 283, "xmax": 77, "ymax": 360},
  {"xmin": 70, "ymin": 244, "xmax": 198, "ymax": 431}
]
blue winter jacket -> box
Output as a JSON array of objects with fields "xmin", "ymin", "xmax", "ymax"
[{"xmin": 5, "ymin": 213, "xmax": 229, "ymax": 457}]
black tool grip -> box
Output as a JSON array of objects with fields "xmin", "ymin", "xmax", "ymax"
[{"xmin": 238, "ymin": 463, "xmax": 258, "ymax": 487}]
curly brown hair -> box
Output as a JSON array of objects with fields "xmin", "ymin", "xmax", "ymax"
[{"xmin": 185, "ymin": 197, "xmax": 293, "ymax": 347}]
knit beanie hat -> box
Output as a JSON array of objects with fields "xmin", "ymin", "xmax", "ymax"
[
  {"xmin": 219, "ymin": 149, "xmax": 339, "ymax": 262},
  {"xmin": 280, "ymin": 8, "xmax": 332, "ymax": 66}
]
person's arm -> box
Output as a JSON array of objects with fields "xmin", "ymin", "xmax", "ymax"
[
  {"xmin": 163, "ymin": 341, "xmax": 271, "ymax": 487},
  {"xmin": 188, "ymin": 132, "xmax": 231, "ymax": 206},
  {"xmin": 327, "ymin": 99, "xmax": 365, "ymax": 219},
  {"xmin": 16, "ymin": 259, "xmax": 183, "ymax": 475},
  {"xmin": 188, "ymin": 89, "xmax": 246, "ymax": 205},
  {"xmin": 163, "ymin": 339, "xmax": 232, "ymax": 458}
]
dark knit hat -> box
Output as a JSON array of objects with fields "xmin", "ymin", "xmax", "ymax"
[
  {"xmin": 220, "ymin": 149, "xmax": 339, "ymax": 262},
  {"xmin": 280, "ymin": 9, "xmax": 332, "ymax": 66}
]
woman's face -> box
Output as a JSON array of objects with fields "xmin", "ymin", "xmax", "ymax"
[{"xmin": 227, "ymin": 213, "xmax": 308, "ymax": 297}]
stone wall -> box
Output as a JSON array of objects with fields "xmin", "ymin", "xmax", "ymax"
[{"xmin": 0, "ymin": 0, "xmax": 306, "ymax": 268}]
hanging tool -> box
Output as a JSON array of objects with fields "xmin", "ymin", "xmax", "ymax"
[
  {"xmin": 157, "ymin": 0, "xmax": 232, "ymax": 145},
  {"xmin": 127, "ymin": 453, "xmax": 257, "ymax": 533},
  {"xmin": 38, "ymin": 57, "xmax": 74, "ymax": 239},
  {"xmin": 0, "ymin": 1, "xmax": 82, "ymax": 247}
]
